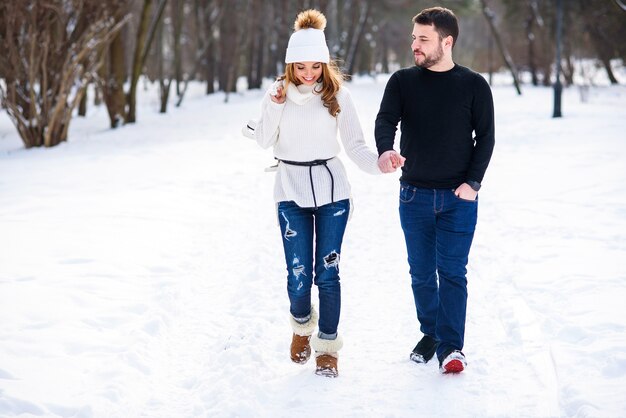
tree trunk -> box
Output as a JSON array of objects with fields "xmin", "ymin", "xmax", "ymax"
[
  {"xmin": 526, "ymin": 9, "xmax": 538, "ymax": 86},
  {"xmin": 127, "ymin": 0, "xmax": 154, "ymax": 124},
  {"xmin": 487, "ymin": 29, "xmax": 494, "ymax": 85},
  {"xmin": 219, "ymin": 1, "xmax": 238, "ymax": 93},
  {"xmin": 542, "ymin": 66, "xmax": 551, "ymax": 86},
  {"xmin": 173, "ymin": 0, "xmax": 184, "ymax": 97},
  {"xmin": 78, "ymin": 89, "xmax": 88, "ymax": 116},
  {"xmin": 599, "ymin": 56, "xmax": 619, "ymax": 84},
  {"xmin": 156, "ymin": 8, "xmax": 170, "ymax": 113},
  {"xmin": 94, "ymin": 83, "xmax": 103, "ymax": 105},
  {"xmin": 380, "ymin": 23, "xmax": 389, "ymax": 74},
  {"xmin": 127, "ymin": 0, "xmax": 167, "ymax": 123},
  {"xmin": 563, "ymin": 54, "xmax": 575, "ymax": 86},
  {"xmin": 276, "ymin": 0, "xmax": 290, "ymax": 74},
  {"xmin": 345, "ymin": 0, "xmax": 372, "ymax": 78},
  {"xmin": 587, "ymin": 26, "xmax": 619, "ymax": 84},
  {"xmin": 106, "ymin": 31, "xmax": 127, "ymax": 127},
  {"xmin": 206, "ymin": 35, "xmax": 216, "ymax": 94},
  {"xmin": 579, "ymin": 1, "xmax": 620, "ymax": 85},
  {"xmin": 481, "ymin": 0, "xmax": 522, "ymax": 95},
  {"xmin": 341, "ymin": 1, "xmax": 358, "ymax": 64},
  {"xmin": 246, "ymin": 0, "xmax": 264, "ymax": 89}
]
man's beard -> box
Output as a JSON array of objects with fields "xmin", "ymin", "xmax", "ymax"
[{"xmin": 414, "ymin": 44, "xmax": 444, "ymax": 68}]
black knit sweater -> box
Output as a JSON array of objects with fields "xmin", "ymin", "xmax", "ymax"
[{"xmin": 375, "ymin": 64, "xmax": 495, "ymax": 188}]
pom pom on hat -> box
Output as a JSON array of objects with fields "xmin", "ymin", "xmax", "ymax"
[
  {"xmin": 294, "ymin": 9, "xmax": 327, "ymax": 31},
  {"xmin": 285, "ymin": 9, "xmax": 330, "ymax": 64}
]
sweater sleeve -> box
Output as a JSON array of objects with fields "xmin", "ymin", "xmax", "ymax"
[
  {"xmin": 255, "ymin": 89, "xmax": 285, "ymax": 149},
  {"xmin": 466, "ymin": 74, "xmax": 495, "ymax": 183},
  {"xmin": 374, "ymin": 72, "xmax": 402, "ymax": 156},
  {"xmin": 337, "ymin": 87, "xmax": 381, "ymax": 175}
]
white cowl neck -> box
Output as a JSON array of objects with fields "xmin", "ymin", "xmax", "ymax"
[{"xmin": 286, "ymin": 82, "xmax": 322, "ymax": 105}]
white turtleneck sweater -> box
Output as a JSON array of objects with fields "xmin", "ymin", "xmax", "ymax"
[{"xmin": 256, "ymin": 82, "xmax": 381, "ymax": 208}]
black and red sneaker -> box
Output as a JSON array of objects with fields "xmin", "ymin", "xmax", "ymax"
[{"xmin": 439, "ymin": 350, "xmax": 467, "ymax": 374}]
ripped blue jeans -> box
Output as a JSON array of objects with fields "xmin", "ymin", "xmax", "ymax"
[{"xmin": 277, "ymin": 199, "xmax": 350, "ymax": 336}]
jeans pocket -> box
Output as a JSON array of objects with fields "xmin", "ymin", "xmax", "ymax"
[{"xmin": 400, "ymin": 184, "xmax": 416, "ymax": 203}]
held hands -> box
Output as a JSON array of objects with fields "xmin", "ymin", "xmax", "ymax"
[
  {"xmin": 454, "ymin": 183, "xmax": 478, "ymax": 201},
  {"xmin": 377, "ymin": 151, "xmax": 478, "ymax": 199},
  {"xmin": 378, "ymin": 150, "xmax": 406, "ymax": 173}
]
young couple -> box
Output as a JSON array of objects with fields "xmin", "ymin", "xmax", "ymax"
[{"xmin": 253, "ymin": 7, "xmax": 495, "ymax": 378}]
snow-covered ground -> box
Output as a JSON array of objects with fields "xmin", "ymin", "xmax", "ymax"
[{"xmin": 1, "ymin": 72, "xmax": 625, "ymax": 417}]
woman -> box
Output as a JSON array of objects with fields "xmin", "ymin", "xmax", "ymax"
[{"xmin": 255, "ymin": 9, "xmax": 381, "ymax": 378}]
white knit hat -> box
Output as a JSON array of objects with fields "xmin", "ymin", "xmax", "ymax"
[
  {"xmin": 285, "ymin": 10, "xmax": 330, "ymax": 64},
  {"xmin": 285, "ymin": 28, "xmax": 330, "ymax": 63}
]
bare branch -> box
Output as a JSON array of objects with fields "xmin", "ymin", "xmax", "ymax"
[{"xmin": 0, "ymin": 1, "xmax": 129, "ymax": 148}]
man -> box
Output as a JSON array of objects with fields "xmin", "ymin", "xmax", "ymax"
[{"xmin": 375, "ymin": 7, "xmax": 495, "ymax": 374}]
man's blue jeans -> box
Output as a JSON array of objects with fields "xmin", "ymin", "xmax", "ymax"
[
  {"xmin": 398, "ymin": 183, "xmax": 477, "ymax": 359},
  {"xmin": 277, "ymin": 199, "xmax": 350, "ymax": 336}
]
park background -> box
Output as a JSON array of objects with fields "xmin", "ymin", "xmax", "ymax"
[{"xmin": 1, "ymin": 1, "xmax": 625, "ymax": 417}]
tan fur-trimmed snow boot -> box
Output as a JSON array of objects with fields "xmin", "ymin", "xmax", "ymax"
[
  {"xmin": 289, "ymin": 307, "xmax": 318, "ymax": 364},
  {"xmin": 311, "ymin": 333, "xmax": 343, "ymax": 378}
]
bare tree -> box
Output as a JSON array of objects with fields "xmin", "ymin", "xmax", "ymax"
[
  {"xmin": 155, "ymin": 5, "xmax": 173, "ymax": 113},
  {"xmin": 195, "ymin": 0, "xmax": 223, "ymax": 94},
  {"xmin": 246, "ymin": 0, "xmax": 265, "ymax": 89},
  {"xmin": 481, "ymin": 0, "xmax": 522, "ymax": 94},
  {"xmin": 345, "ymin": 0, "xmax": 373, "ymax": 78},
  {"xmin": 102, "ymin": 29, "xmax": 128, "ymax": 127},
  {"xmin": 219, "ymin": 0, "xmax": 248, "ymax": 100},
  {"xmin": 577, "ymin": 0, "xmax": 624, "ymax": 84},
  {"xmin": 0, "ymin": 1, "xmax": 128, "ymax": 148},
  {"xmin": 127, "ymin": 0, "xmax": 168, "ymax": 123},
  {"xmin": 172, "ymin": 0, "xmax": 186, "ymax": 97},
  {"xmin": 175, "ymin": 0, "xmax": 224, "ymax": 106},
  {"xmin": 525, "ymin": 0, "xmax": 541, "ymax": 86}
]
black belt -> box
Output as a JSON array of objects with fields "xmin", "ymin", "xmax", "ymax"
[{"xmin": 279, "ymin": 158, "xmax": 335, "ymax": 209}]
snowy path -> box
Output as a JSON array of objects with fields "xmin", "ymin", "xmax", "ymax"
[{"xmin": 1, "ymin": 79, "xmax": 625, "ymax": 417}]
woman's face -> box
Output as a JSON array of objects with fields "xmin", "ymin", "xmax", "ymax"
[{"xmin": 294, "ymin": 62, "xmax": 323, "ymax": 85}]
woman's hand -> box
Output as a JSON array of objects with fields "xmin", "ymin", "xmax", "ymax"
[
  {"xmin": 378, "ymin": 150, "xmax": 406, "ymax": 173},
  {"xmin": 270, "ymin": 86, "xmax": 286, "ymax": 104}
]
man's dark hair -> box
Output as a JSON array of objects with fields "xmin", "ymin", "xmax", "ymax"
[{"xmin": 413, "ymin": 7, "xmax": 459, "ymax": 48}]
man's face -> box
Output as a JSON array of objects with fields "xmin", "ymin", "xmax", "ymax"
[{"xmin": 411, "ymin": 23, "xmax": 444, "ymax": 68}]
